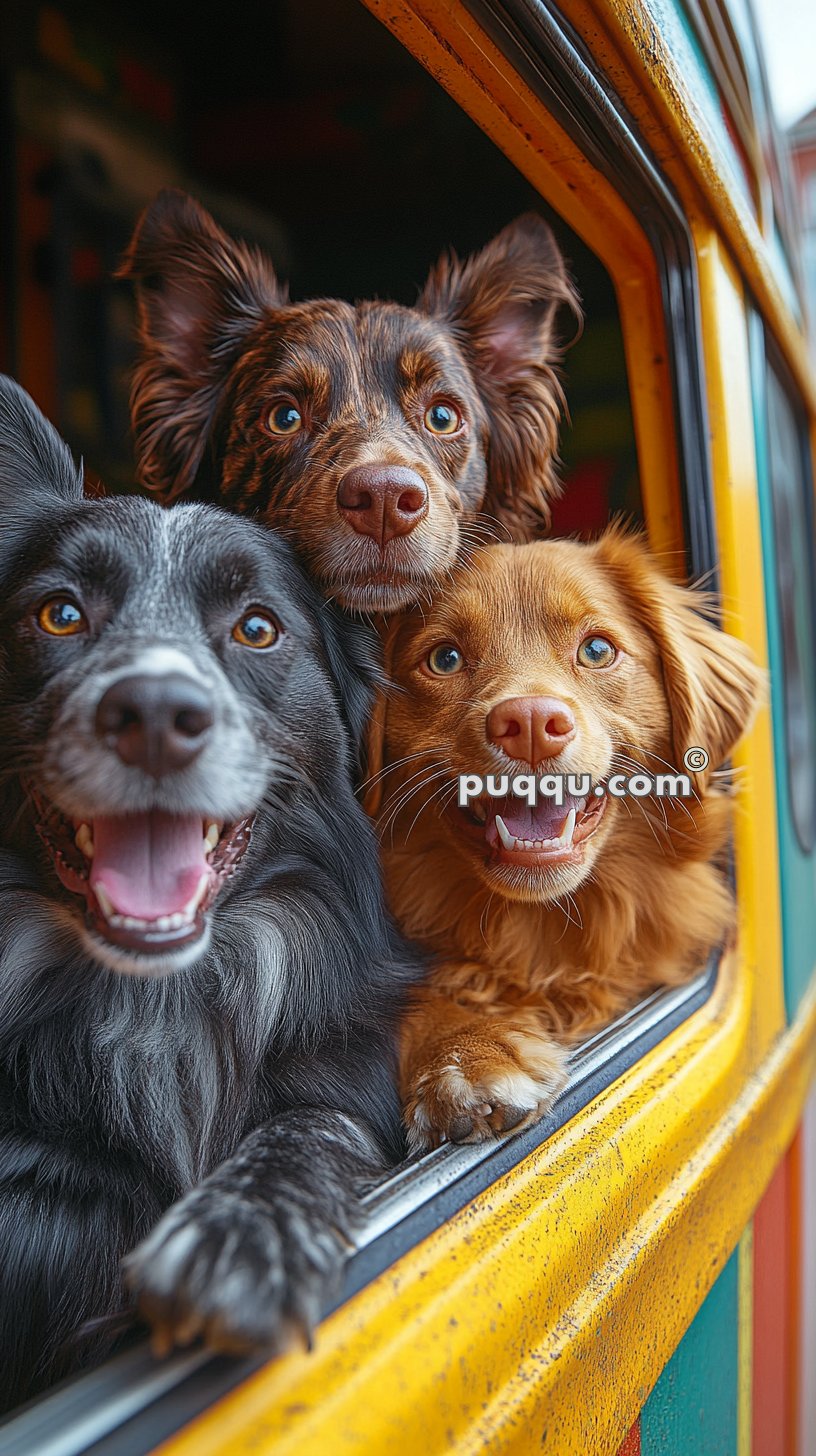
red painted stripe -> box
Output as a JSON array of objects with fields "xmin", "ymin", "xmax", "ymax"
[
  {"xmin": 787, "ymin": 1131, "xmax": 803, "ymax": 1456},
  {"xmin": 616, "ymin": 1419, "xmax": 641, "ymax": 1456},
  {"xmin": 753, "ymin": 1142, "xmax": 799, "ymax": 1456}
]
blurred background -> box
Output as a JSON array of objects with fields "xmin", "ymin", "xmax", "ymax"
[
  {"xmin": 753, "ymin": 0, "xmax": 816, "ymax": 343},
  {"xmin": 0, "ymin": 0, "xmax": 639, "ymax": 529},
  {"xmin": 1, "ymin": 0, "xmax": 813, "ymax": 523}
]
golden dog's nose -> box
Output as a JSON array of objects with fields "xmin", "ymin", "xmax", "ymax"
[{"xmin": 486, "ymin": 696, "xmax": 575, "ymax": 764}]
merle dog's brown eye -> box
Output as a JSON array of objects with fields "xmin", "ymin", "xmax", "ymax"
[
  {"xmin": 265, "ymin": 401, "xmax": 303, "ymax": 436},
  {"xmin": 37, "ymin": 597, "xmax": 87, "ymax": 637},
  {"xmin": 577, "ymin": 635, "xmax": 617, "ymax": 668},
  {"xmin": 424, "ymin": 400, "xmax": 462, "ymax": 436},
  {"xmin": 232, "ymin": 611, "xmax": 279, "ymax": 650}
]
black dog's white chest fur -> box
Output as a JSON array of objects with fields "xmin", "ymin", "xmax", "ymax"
[{"xmin": 0, "ymin": 377, "xmax": 420, "ymax": 1411}]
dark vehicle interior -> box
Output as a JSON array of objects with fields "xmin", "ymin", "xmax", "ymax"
[{"xmin": 4, "ymin": 0, "xmax": 639, "ymax": 522}]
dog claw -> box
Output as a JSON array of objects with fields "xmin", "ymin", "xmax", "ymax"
[
  {"xmin": 491, "ymin": 1103, "xmax": 529, "ymax": 1133},
  {"xmin": 448, "ymin": 1115, "xmax": 475, "ymax": 1142}
]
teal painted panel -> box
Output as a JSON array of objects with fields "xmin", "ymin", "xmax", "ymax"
[
  {"xmin": 748, "ymin": 311, "xmax": 816, "ymax": 1018},
  {"xmin": 640, "ymin": 1251, "xmax": 739, "ymax": 1456},
  {"xmin": 644, "ymin": 0, "xmax": 749, "ymax": 205}
]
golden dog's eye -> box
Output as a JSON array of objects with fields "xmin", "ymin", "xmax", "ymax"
[
  {"xmin": 577, "ymin": 635, "xmax": 617, "ymax": 668},
  {"xmin": 232, "ymin": 611, "xmax": 279, "ymax": 649},
  {"xmin": 426, "ymin": 643, "xmax": 464, "ymax": 676},
  {"xmin": 37, "ymin": 597, "xmax": 87, "ymax": 636},
  {"xmin": 424, "ymin": 401, "xmax": 462, "ymax": 436},
  {"xmin": 265, "ymin": 401, "xmax": 303, "ymax": 436}
]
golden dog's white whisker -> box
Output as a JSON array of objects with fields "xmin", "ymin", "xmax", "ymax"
[
  {"xmin": 378, "ymin": 763, "xmax": 454, "ymax": 846},
  {"xmin": 358, "ymin": 748, "xmax": 441, "ymax": 794}
]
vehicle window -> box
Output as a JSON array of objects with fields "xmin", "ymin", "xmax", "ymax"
[{"xmin": 766, "ymin": 362, "xmax": 816, "ymax": 851}]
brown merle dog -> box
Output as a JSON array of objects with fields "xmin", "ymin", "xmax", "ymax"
[{"xmin": 120, "ymin": 190, "xmax": 580, "ymax": 613}]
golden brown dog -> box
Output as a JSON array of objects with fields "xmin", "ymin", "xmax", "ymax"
[{"xmin": 365, "ymin": 530, "xmax": 764, "ymax": 1151}]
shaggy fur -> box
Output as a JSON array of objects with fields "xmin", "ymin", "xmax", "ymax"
[
  {"xmin": 365, "ymin": 532, "xmax": 764, "ymax": 1150},
  {"xmin": 0, "ymin": 378, "xmax": 420, "ymax": 1412},
  {"xmin": 119, "ymin": 190, "xmax": 580, "ymax": 612}
]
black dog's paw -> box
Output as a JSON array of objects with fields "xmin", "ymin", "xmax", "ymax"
[{"xmin": 123, "ymin": 1187, "xmax": 347, "ymax": 1357}]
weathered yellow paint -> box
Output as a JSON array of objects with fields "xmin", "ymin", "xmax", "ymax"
[
  {"xmin": 159, "ymin": 976, "xmax": 816, "ymax": 1456},
  {"xmin": 737, "ymin": 1223, "xmax": 754, "ymax": 1456},
  {"xmin": 693, "ymin": 229, "xmax": 786, "ymax": 1052}
]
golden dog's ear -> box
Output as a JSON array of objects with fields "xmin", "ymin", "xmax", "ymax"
[
  {"xmin": 361, "ymin": 617, "xmax": 403, "ymax": 818},
  {"xmin": 597, "ymin": 530, "xmax": 765, "ymax": 781}
]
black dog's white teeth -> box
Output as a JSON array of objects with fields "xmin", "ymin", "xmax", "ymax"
[
  {"xmin": 74, "ymin": 822, "xmax": 94, "ymax": 860},
  {"xmin": 202, "ymin": 821, "xmax": 222, "ymax": 855},
  {"xmin": 94, "ymin": 873, "xmax": 210, "ymax": 934}
]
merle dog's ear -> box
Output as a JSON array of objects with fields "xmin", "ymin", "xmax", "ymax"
[
  {"xmin": 0, "ymin": 376, "xmax": 84, "ymax": 575},
  {"xmin": 419, "ymin": 214, "xmax": 582, "ymax": 534},
  {"xmin": 316, "ymin": 604, "xmax": 384, "ymax": 762},
  {"xmin": 118, "ymin": 189, "xmax": 286, "ymax": 503}
]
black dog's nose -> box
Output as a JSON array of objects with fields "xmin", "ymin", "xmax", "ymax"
[
  {"xmin": 95, "ymin": 673, "xmax": 214, "ymax": 776},
  {"xmin": 337, "ymin": 464, "xmax": 428, "ymax": 545}
]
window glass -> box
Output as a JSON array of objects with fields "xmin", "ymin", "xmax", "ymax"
[{"xmin": 766, "ymin": 363, "xmax": 816, "ymax": 851}]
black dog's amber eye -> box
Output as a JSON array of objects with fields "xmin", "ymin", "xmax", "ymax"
[
  {"xmin": 37, "ymin": 597, "xmax": 87, "ymax": 637},
  {"xmin": 265, "ymin": 401, "xmax": 303, "ymax": 436},
  {"xmin": 424, "ymin": 401, "xmax": 462, "ymax": 436},
  {"xmin": 425, "ymin": 642, "xmax": 464, "ymax": 676},
  {"xmin": 577, "ymin": 635, "xmax": 617, "ymax": 668},
  {"xmin": 233, "ymin": 611, "xmax": 280, "ymax": 650}
]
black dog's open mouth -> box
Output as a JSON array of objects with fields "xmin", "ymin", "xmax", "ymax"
[{"xmin": 31, "ymin": 789, "xmax": 253, "ymax": 954}]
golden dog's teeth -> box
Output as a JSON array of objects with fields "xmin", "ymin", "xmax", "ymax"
[
  {"xmin": 203, "ymin": 822, "xmax": 220, "ymax": 854},
  {"xmin": 577, "ymin": 797, "xmax": 587, "ymax": 812},
  {"xmin": 561, "ymin": 809, "xmax": 577, "ymax": 846},
  {"xmin": 495, "ymin": 815, "xmax": 516, "ymax": 851},
  {"xmin": 75, "ymin": 823, "xmax": 94, "ymax": 860}
]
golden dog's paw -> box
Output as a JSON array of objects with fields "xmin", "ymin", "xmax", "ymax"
[{"xmin": 404, "ymin": 1027, "xmax": 569, "ymax": 1153}]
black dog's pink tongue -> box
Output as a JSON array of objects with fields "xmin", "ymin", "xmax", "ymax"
[{"xmin": 90, "ymin": 811, "xmax": 210, "ymax": 920}]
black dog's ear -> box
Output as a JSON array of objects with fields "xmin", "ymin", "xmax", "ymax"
[
  {"xmin": 419, "ymin": 214, "xmax": 582, "ymax": 534},
  {"xmin": 0, "ymin": 376, "xmax": 84, "ymax": 574},
  {"xmin": 118, "ymin": 189, "xmax": 287, "ymax": 503},
  {"xmin": 316, "ymin": 603, "xmax": 384, "ymax": 763}
]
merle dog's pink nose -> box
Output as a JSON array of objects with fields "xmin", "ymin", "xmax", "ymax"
[
  {"xmin": 336, "ymin": 465, "xmax": 428, "ymax": 545},
  {"xmin": 96, "ymin": 673, "xmax": 214, "ymax": 776},
  {"xmin": 487, "ymin": 696, "xmax": 576, "ymax": 764}
]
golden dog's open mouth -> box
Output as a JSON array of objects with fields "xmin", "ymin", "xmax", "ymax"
[
  {"xmin": 457, "ymin": 786, "xmax": 608, "ymax": 868},
  {"xmin": 30, "ymin": 788, "xmax": 253, "ymax": 955}
]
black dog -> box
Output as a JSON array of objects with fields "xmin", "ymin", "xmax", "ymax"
[{"xmin": 0, "ymin": 377, "xmax": 420, "ymax": 1413}]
